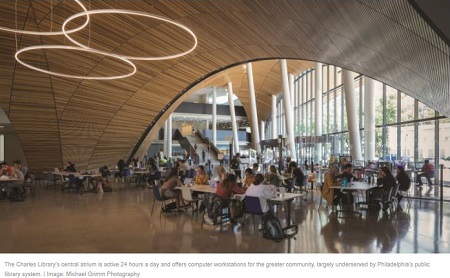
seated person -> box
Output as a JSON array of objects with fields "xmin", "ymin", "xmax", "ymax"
[
  {"xmin": 322, "ymin": 166, "xmax": 339, "ymax": 211},
  {"xmin": 252, "ymin": 163, "xmax": 260, "ymax": 175},
  {"xmin": 245, "ymin": 173, "xmax": 276, "ymax": 228},
  {"xmin": 1, "ymin": 161, "xmax": 15, "ymax": 177},
  {"xmin": 215, "ymin": 165, "xmax": 227, "ymax": 182},
  {"xmin": 13, "ymin": 160, "xmax": 29, "ymax": 181},
  {"xmin": 242, "ymin": 168, "xmax": 255, "ymax": 188},
  {"xmin": 370, "ymin": 167, "xmax": 397, "ymax": 211},
  {"xmin": 246, "ymin": 174, "xmax": 275, "ymax": 210},
  {"xmin": 416, "ymin": 159, "xmax": 435, "ymax": 186},
  {"xmin": 395, "ymin": 165, "xmax": 410, "ymax": 203},
  {"xmin": 266, "ymin": 165, "xmax": 282, "ymax": 187},
  {"xmin": 334, "ymin": 163, "xmax": 357, "ymax": 204},
  {"xmin": 195, "ymin": 165, "xmax": 209, "ymax": 185},
  {"xmin": 64, "ymin": 161, "xmax": 77, "ymax": 172},
  {"xmin": 201, "ymin": 174, "xmax": 245, "ymax": 225},
  {"xmin": 284, "ymin": 161, "xmax": 305, "ymax": 193},
  {"xmin": 160, "ymin": 167, "xmax": 186, "ymax": 210}
]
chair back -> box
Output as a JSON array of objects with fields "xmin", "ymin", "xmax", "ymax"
[
  {"xmin": 68, "ymin": 174, "xmax": 77, "ymax": 184},
  {"xmin": 244, "ymin": 196, "xmax": 264, "ymax": 215},
  {"xmin": 152, "ymin": 185, "xmax": 166, "ymax": 201},
  {"xmin": 181, "ymin": 187, "xmax": 194, "ymax": 202},
  {"xmin": 390, "ymin": 183, "xmax": 400, "ymax": 201}
]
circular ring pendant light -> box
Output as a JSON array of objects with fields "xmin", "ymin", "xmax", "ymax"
[
  {"xmin": 15, "ymin": 45, "xmax": 137, "ymax": 80},
  {"xmin": 62, "ymin": 9, "xmax": 198, "ymax": 61},
  {"xmin": 0, "ymin": 0, "xmax": 89, "ymax": 36}
]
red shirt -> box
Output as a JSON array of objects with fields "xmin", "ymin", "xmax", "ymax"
[
  {"xmin": 215, "ymin": 182, "xmax": 245, "ymax": 200},
  {"xmin": 422, "ymin": 163, "xmax": 435, "ymax": 174}
]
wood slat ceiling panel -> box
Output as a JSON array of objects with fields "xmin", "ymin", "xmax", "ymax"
[{"xmin": 1, "ymin": 0, "xmax": 448, "ymax": 172}]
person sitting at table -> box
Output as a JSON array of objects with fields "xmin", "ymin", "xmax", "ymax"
[
  {"xmin": 245, "ymin": 173, "xmax": 276, "ymax": 229},
  {"xmin": 145, "ymin": 158, "xmax": 159, "ymax": 186},
  {"xmin": 266, "ymin": 165, "xmax": 282, "ymax": 187},
  {"xmin": 370, "ymin": 167, "xmax": 397, "ymax": 211},
  {"xmin": 216, "ymin": 165, "xmax": 228, "ymax": 182},
  {"xmin": 243, "ymin": 168, "xmax": 255, "ymax": 189},
  {"xmin": 416, "ymin": 159, "xmax": 435, "ymax": 187},
  {"xmin": 195, "ymin": 165, "xmax": 209, "ymax": 185},
  {"xmin": 284, "ymin": 161, "xmax": 305, "ymax": 193},
  {"xmin": 252, "ymin": 163, "xmax": 259, "ymax": 175},
  {"xmin": 13, "ymin": 160, "xmax": 29, "ymax": 181},
  {"xmin": 201, "ymin": 174, "xmax": 245, "ymax": 225},
  {"xmin": 160, "ymin": 167, "xmax": 186, "ymax": 211},
  {"xmin": 64, "ymin": 161, "xmax": 77, "ymax": 172},
  {"xmin": 322, "ymin": 166, "xmax": 340, "ymax": 211},
  {"xmin": 395, "ymin": 165, "xmax": 411, "ymax": 203},
  {"xmin": 335, "ymin": 163, "xmax": 357, "ymax": 205},
  {"xmin": 1, "ymin": 161, "xmax": 15, "ymax": 176}
]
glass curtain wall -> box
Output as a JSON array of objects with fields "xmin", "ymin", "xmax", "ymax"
[{"xmin": 266, "ymin": 63, "xmax": 450, "ymax": 198}]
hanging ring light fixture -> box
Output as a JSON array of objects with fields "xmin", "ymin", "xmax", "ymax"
[
  {"xmin": 15, "ymin": 45, "xmax": 137, "ymax": 80},
  {"xmin": 0, "ymin": 0, "xmax": 89, "ymax": 36},
  {"xmin": 62, "ymin": 9, "xmax": 198, "ymax": 61}
]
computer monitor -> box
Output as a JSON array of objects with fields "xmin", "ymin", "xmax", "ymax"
[
  {"xmin": 366, "ymin": 161, "xmax": 378, "ymax": 170},
  {"xmin": 353, "ymin": 160, "xmax": 364, "ymax": 168},
  {"xmin": 415, "ymin": 162, "xmax": 424, "ymax": 170}
]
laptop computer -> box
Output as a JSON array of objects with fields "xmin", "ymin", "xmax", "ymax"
[{"xmin": 183, "ymin": 178, "xmax": 192, "ymax": 185}]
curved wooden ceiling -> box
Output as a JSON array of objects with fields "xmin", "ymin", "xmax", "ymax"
[{"xmin": 0, "ymin": 0, "xmax": 448, "ymax": 172}]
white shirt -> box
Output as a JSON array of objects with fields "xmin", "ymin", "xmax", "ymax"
[{"xmin": 245, "ymin": 183, "xmax": 275, "ymax": 213}]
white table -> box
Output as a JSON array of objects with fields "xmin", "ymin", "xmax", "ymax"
[{"xmin": 330, "ymin": 181, "xmax": 378, "ymax": 217}]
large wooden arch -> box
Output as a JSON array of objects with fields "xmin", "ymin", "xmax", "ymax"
[{"xmin": 0, "ymin": 0, "xmax": 448, "ymax": 172}]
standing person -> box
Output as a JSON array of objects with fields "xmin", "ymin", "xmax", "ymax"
[
  {"xmin": 416, "ymin": 159, "xmax": 435, "ymax": 186},
  {"xmin": 395, "ymin": 165, "xmax": 411, "ymax": 203},
  {"xmin": 230, "ymin": 153, "xmax": 242, "ymax": 180},
  {"xmin": 202, "ymin": 149, "xmax": 206, "ymax": 163}
]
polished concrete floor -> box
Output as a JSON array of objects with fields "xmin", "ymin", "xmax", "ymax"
[{"xmin": 1, "ymin": 181, "xmax": 449, "ymax": 253}]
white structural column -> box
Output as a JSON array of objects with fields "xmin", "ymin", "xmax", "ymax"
[
  {"xmin": 271, "ymin": 95, "xmax": 277, "ymax": 139},
  {"xmin": 163, "ymin": 115, "xmax": 173, "ymax": 159},
  {"xmin": 364, "ymin": 77, "xmax": 376, "ymax": 161},
  {"xmin": 212, "ymin": 86, "xmax": 217, "ymax": 146},
  {"xmin": 314, "ymin": 62, "xmax": 323, "ymax": 164},
  {"xmin": 343, "ymin": 70, "xmax": 362, "ymax": 160},
  {"xmin": 279, "ymin": 59, "xmax": 296, "ymax": 160},
  {"xmin": 246, "ymin": 62, "xmax": 261, "ymax": 153},
  {"xmin": 227, "ymin": 82, "xmax": 240, "ymax": 154},
  {"xmin": 260, "ymin": 121, "xmax": 265, "ymax": 141},
  {"xmin": 289, "ymin": 74, "xmax": 295, "ymax": 106}
]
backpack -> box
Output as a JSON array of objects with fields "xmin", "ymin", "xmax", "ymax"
[
  {"xmin": 8, "ymin": 187, "xmax": 25, "ymax": 202},
  {"xmin": 230, "ymin": 158, "xmax": 239, "ymax": 169},
  {"xmin": 262, "ymin": 212, "xmax": 298, "ymax": 242}
]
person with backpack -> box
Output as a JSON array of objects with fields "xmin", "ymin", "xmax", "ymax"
[
  {"xmin": 395, "ymin": 165, "xmax": 411, "ymax": 203},
  {"xmin": 230, "ymin": 153, "xmax": 242, "ymax": 179}
]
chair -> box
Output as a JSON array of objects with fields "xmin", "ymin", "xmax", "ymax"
[
  {"xmin": 200, "ymin": 195, "xmax": 231, "ymax": 232},
  {"xmin": 388, "ymin": 184, "xmax": 400, "ymax": 211},
  {"xmin": 23, "ymin": 174, "xmax": 36, "ymax": 198},
  {"xmin": 151, "ymin": 185, "xmax": 174, "ymax": 218},
  {"xmin": 181, "ymin": 187, "xmax": 200, "ymax": 217},
  {"xmin": 62, "ymin": 174, "xmax": 84, "ymax": 194},
  {"xmin": 242, "ymin": 196, "xmax": 265, "ymax": 233}
]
